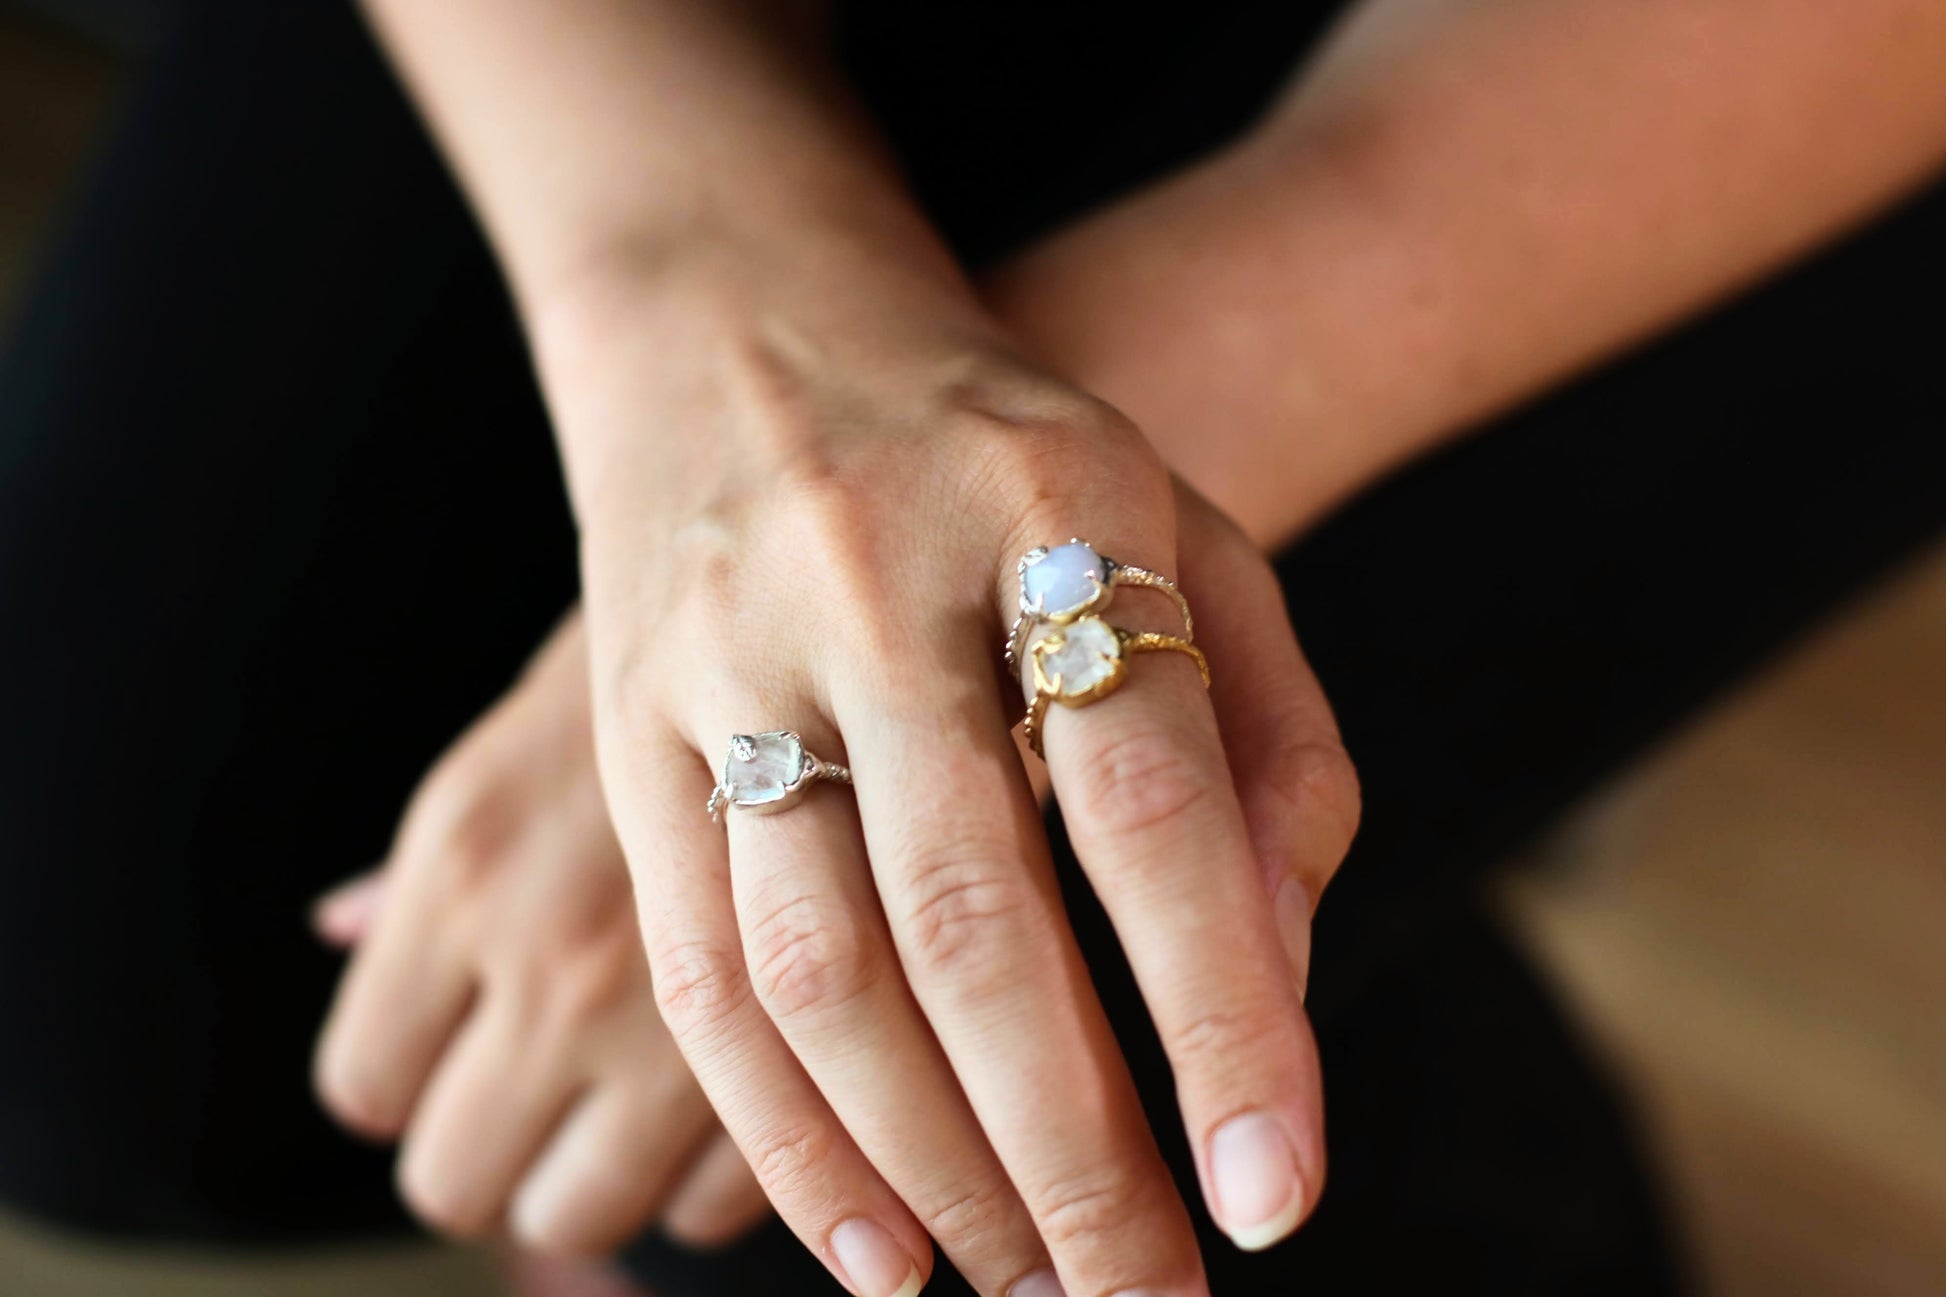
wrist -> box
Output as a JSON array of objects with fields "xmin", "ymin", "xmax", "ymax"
[{"xmin": 527, "ymin": 229, "xmax": 1015, "ymax": 533}]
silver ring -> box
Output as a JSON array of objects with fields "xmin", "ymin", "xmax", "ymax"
[
  {"xmin": 707, "ymin": 730, "xmax": 852, "ymax": 824},
  {"xmin": 1004, "ymin": 538, "xmax": 1194, "ymax": 670}
]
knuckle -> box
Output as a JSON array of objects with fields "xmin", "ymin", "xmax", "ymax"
[
  {"xmin": 649, "ymin": 937, "xmax": 755, "ymax": 1042},
  {"xmin": 1251, "ymin": 737, "xmax": 1362, "ymax": 888},
  {"xmin": 521, "ymin": 1165, "xmax": 644, "ymax": 1257},
  {"xmin": 747, "ymin": 1121, "xmax": 838, "ymax": 1204},
  {"xmin": 1295, "ymin": 741, "xmax": 1363, "ymax": 848},
  {"xmin": 312, "ymin": 1045, "xmax": 406, "ymax": 1140},
  {"xmin": 1032, "ymin": 1168, "xmax": 1160, "ymax": 1253},
  {"xmin": 917, "ymin": 1175, "xmax": 1018, "ymax": 1253},
  {"xmin": 1067, "ymin": 721, "xmax": 1218, "ymax": 840},
  {"xmin": 745, "ymin": 894, "xmax": 882, "ymax": 1024},
  {"xmin": 542, "ymin": 922, "xmax": 649, "ymax": 1026},
  {"xmin": 398, "ymin": 1155, "xmax": 492, "ymax": 1239},
  {"xmin": 402, "ymin": 769, "xmax": 513, "ymax": 890},
  {"xmin": 1164, "ymin": 1000, "xmax": 1289, "ymax": 1073},
  {"xmin": 927, "ymin": 382, "xmax": 1170, "ymax": 545},
  {"xmin": 604, "ymin": 631, "xmax": 677, "ymax": 718},
  {"xmin": 896, "ymin": 840, "xmax": 1036, "ymax": 979},
  {"xmin": 762, "ymin": 449, "xmax": 870, "ymax": 546}
]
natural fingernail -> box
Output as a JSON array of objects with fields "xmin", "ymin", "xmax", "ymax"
[
  {"xmin": 1209, "ymin": 1111, "xmax": 1304, "ymax": 1251},
  {"xmin": 311, "ymin": 877, "xmax": 382, "ymax": 946},
  {"xmin": 509, "ymin": 1168, "xmax": 567, "ymax": 1249},
  {"xmin": 831, "ymin": 1218, "xmax": 924, "ymax": 1297},
  {"xmin": 1011, "ymin": 1270, "xmax": 1066, "ymax": 1297},
  {"xmin": 1273, "ymin": 876, "xmax": 1312, "ymax": 1002}
]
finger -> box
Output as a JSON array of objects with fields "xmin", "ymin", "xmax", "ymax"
[
  {"xmin": 311, "ymin": 869, "xmax": 388, "ymax": 948},
  {"xmin": 395, "ymin": 998, "xmax": 581, "ymax": 1239},
  {"xmin": 314, "ymin": 863, "xmax": 473, "ymax": 1139},
  {"xmin": 710, "ymin": 720, "xmax": 1055, "ymax": 1297},
  {"xmin": 661, "ymin": 1132, "xmax": 773, "ymax": 1249},
  {"xmin": 1032, "ymin": 540, "xmax": 1325, "ymax": 1255},
  {"xmin": 512, "ymin": 1065, "xmax": 717, "ymax": 1257},
  {"xmin": 833, "ymin": 659, "xmax": 1205, "ymax": 1296},
  {"xmin": 612, "ymin": 729, "xmax": 934, "ymax": 1297},
  {"xmin": 1173, "ymin": 499, "xmax": 1360, "ymax": 997},
  {"xmin": 496, "ymin": 1248, "xmax": 652, "ymax": 1297}
]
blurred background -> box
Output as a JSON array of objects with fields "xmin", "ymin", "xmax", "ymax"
[{"xmin": 2, "ymin": 8, "xmax": 1942, "ymax": 1296}]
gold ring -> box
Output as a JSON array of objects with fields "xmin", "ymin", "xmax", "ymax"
[{"xmin": 1021, "ymin": 614, "xmax": 1211, "ymax": 758}]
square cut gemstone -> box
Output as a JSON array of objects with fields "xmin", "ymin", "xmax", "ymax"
[
  {"xmin": 1036, "ymin": 616, "xmax": 1123, "ymax": 698},
  {"xmin": 723, "ymin": 731, "xmax": 810, "ymax": 807},
  {"xmin": 1022, "ymin": 541, "xmax": 1109, "ymax": 619}
]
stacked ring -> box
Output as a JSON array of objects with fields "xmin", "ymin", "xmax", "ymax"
[
  {"xmin": 1020, "ymin": 613, "xmax": 1210, "ymax": 758},
  {"xmin": 1004, "ymin": 539, "xmax": 1194, "ymax": 671}
]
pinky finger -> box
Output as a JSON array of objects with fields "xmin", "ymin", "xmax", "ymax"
[
  {"xmin": 512, "ymin": 1078, "xmax": 716, "ymax": 1257},
  {"xmin": 1174, "ymin": 492, "xmax": 1361, "ymax": 995}
]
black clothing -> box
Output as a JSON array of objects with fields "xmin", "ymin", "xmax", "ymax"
[{"xmin": 4, "ymin": 0, "xmax": 1942, "ymax": 1292}]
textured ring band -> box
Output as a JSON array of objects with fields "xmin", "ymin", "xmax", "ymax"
[
  {"xmin": 707, "ymin": 731, "xmax": 852, "ymax": 824},
  {"xmin": 1004, "ymin": 539, "xmax": 1195, "ymax": 671},
  {"xmin": 1021, "ymin": 614, "xmax": 1212, "ymax": 758}
]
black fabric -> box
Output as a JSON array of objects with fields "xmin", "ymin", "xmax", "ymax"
[{"xmin": 2, "ymin": 0, "xmax": 1940, "ymax": 1291}]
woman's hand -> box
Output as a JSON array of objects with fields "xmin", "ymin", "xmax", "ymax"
[
  {"xmin": 312, "ymin": 612, "xmax": 770, "ymax": 1257},
  {"xmin": 546, "ymin": 260, "xmax": 1359, "ymax": 1297}
]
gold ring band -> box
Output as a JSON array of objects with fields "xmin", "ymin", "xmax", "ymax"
[{"xmin": 1021, "ymin": 614, "xmax": 1211, "ymax": 758}]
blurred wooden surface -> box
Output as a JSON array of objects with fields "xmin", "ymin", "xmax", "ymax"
[
  {"xmin": 1, "ymin": 11, "xmax": 1942, "ymax": 1295},
  {"xmin": 1500, "ymin": 544, "xmax": 1946, "ymax": 1297},
  {"xmin": 0, "ymin": 16, "xmax": 114, "ymax": 319}
]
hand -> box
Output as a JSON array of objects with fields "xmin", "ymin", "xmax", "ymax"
[
  {"xmin": 549, "ymin": 266, "xmax": 1359, "ymax": 1297},
  {"xmin": 312, "ymin": 612, "xmax": 770, "ymax": 1257}
]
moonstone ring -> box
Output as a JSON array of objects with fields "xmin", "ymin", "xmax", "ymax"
[
  {"xmin": 1021, "ymin": 613, "xmax": 1211, "ymax": 758},
  {"xmin": 1004, "ymin": 539, "xmax": 1194, "ymax": 671},
  {"xmin": 707, "ymin": 731, "xmax": 852, "ymax": 824}
]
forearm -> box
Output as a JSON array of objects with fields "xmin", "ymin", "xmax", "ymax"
[{"xmin": 989, "ymin": 0, "xmax": 1946, "ymax": 546}]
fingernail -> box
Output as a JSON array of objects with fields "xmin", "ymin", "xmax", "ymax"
[
  {"xmin": 831, "ymin": 1218, "xmax": 924, "ymax": 1297},
  {"xmin": 1273, "ymin": 876, "xmax": 1312, "ymax": 1002},
  {"xmin": 1011, "ymin": 1270, "xmax": 1066, "ymax": 1297},
  {"xmin": 1019, "ymin": 1261, "xmax": 1066, "ymax": 1293},
  {"xmin": 311, "ymin": 877, "xmax": 381, "ymax": 945},
  {"xmin": 1209, "ymin": 1111, "xmax": 1304, "ymax": 1251}
]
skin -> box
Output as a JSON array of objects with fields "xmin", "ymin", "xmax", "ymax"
[
  {"xmin": 320, "ymin": 0, "xmax": 1946, "ymax": 1292},
  {"xmin": 314, "ymin": 614, "xmax": 772, "ymax": 1258}
]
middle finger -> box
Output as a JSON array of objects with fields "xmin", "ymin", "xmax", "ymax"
[
  {"xmin": 706, "ymin": 718, "xmax": 1058, "ymax": 1297},
  {"xmin": 832, "ymin": 647, "xmax": 1207, "ymax": 1297}
]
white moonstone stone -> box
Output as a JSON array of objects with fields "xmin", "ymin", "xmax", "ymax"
[
  {"xmin": 1038, "ymin": 616, "xmax": 1122, "ymax": 698},
  {"xmin": 1022, "ymin": 541, "xmax": 1108, "ymax": 619},
  {"xmin": 724, "ymin": 732, "xmax": 807, "ymax": 806}
]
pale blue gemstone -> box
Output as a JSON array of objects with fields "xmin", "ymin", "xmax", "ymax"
[{"xmin": 1022, "ymin": 541, "xmax": 1108, "ymax": 618}]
